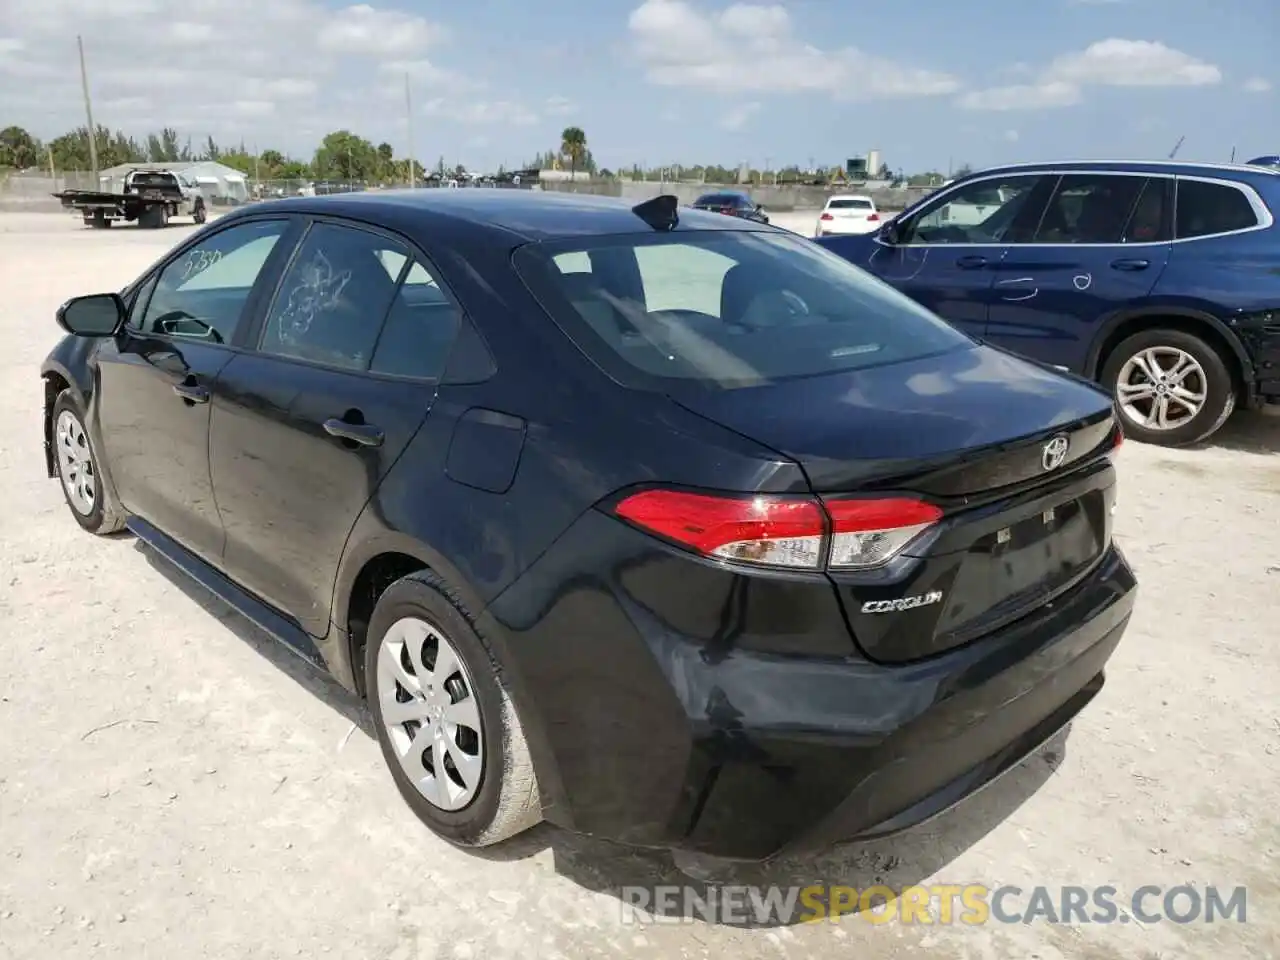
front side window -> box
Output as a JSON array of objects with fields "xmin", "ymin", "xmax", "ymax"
[
  {"xmin": 904, "ymin": 175, "xmax": 1045, "ymax": 244},
  {"xmin": 1175, "ymin": 180, "xmax": 1260, "ymax": 239},
  {"xmin": 259, "ymin": 223, "xmax": 405, "ymax": 370},
  {"xmin": 515, "ymin": 230, "xmax": 974, "ymax": 390},
  {"xmin": 138, "ymin": 219, "xmax": 288, "ymax": 343},
  {"xmin": 1030, "ymin": 174, "xmax": 1148, "ymax": 244}
]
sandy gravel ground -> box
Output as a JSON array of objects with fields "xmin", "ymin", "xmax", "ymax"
[{"xmin": 0, "ymin": 211, "xmax": 1277, "ymax": 960}]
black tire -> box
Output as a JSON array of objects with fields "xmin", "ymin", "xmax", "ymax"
[
  {"xmin": 193, "ymin": 202, "xmax": 206, "ymax": 225},
  {"xmin": 1100, "ymin": 328, "xmax": 1236, "ymax": 446},
  {"xmin": 51, "ymin": 389, "xmax": 126, "ymax": 535},
  {"xmin": 365, "ymin": 570, "xmax": 541, "ymax": 848},
  {"xmin": 139, "ymin": 205, "xmax": 164, "ymax": 229},
  {"xmin": 89, "ymin": 210, "xmax": 110, "ymax": 229}
]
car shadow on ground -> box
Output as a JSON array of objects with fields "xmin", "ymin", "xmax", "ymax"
[
  {"xmin": 133, "ymin": 538, "xmax": 1068, "ymax": 929},
  {"xmin": 1199, "ymin": 409, "xmax": 1280, "ymax": 455}
]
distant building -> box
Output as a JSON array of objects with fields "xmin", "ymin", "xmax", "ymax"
[{"xmin": 96, "ymin": 160, "xmax": 250, "ymax": 204}]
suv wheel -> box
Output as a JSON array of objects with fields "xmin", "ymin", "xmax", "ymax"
[
  {"xmin": 365, "ymin": 570, "xmax": 541, "ymax": 847},
  {"xmin": 1101, "ymin": 329, "xmax": 1235, "ymax": 446},
  {"xmin": 52, "ymin": 390, "xmax": 126, "ymax": 535}
]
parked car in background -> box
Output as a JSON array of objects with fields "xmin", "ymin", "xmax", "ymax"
[
  {"xmin": 42, "ymin": 190, "xmax": 1132, "ymax": 862},
  {"xmin": 689, "ymin": 191, "xmax": 769, "ymax": 223},
  {"xmin": 1247, "ymin": 155, "xmax": 1280, "ymax": 170},
  {"xmin": 817, "ymin": 160, "xmax": 1280, "ymax": 447},
  {"xmin": 814, "ymin": 194, "xmax": 882, "ymax": 237}
]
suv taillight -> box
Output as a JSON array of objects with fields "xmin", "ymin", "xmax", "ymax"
[
  {"xmin": 866, "ymin": 213, "xmax": 880, "ymax": 221},
  {"xmin": 612, "ymin": 489, "xmax": 943, "ymax": 571},
  {"xmin": 820, "ymin": 212, "xmax": 834, "ymax": 221}
]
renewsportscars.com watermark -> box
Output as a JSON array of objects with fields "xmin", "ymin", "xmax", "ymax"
[{"xmin": 619, "ymin": 884, "xmax": 1249, "ymax": 926}]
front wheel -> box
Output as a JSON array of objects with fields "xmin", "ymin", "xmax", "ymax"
[
  {"xmin": 1100, "ymin": 328, "xmax": 1236, "ymax": 446},
  {"xmin": 365, "ymin": 571, "xmax": 541, "ymax": 848},
  {"xmin": 193, "ymin": 203, "xmax": 206, "ymax": 224},
  {"xmin": 51, "ymin": 390, "xmax": 126, "ymax": 535}
]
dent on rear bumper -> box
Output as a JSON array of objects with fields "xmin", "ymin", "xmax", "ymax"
[{"xmin": 486, "ymin": 504, "xmax": 1137, "ymax": 860}]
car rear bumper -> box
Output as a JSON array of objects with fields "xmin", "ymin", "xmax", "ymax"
[{"xmin": 482, "ymin": 512, "xmax": 1136, "ymax": 861}]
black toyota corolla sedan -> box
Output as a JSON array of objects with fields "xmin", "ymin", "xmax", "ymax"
[{"xmin": 41, "ymin": 189, "xmax": 1135, "ymax": 861}]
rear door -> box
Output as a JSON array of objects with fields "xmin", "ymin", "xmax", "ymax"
[
  {"xmin": 208, "ymin": 219, "xmax": 462, "ymax": 635},
  {"xmin": 863, "ymin": 173, "xmax": 1051, "ymax": 338},
  {"xmin": 984, "ymin": 173, "xmax": 1173, "ymax": 373}
]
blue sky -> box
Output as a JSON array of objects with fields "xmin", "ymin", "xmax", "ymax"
[{"xmin": 0, "ymin": 0, "xmax": 1275, "ymax": 172}]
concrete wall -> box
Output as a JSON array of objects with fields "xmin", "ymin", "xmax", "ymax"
[
  {"xmin": 540, "ymin": 179, "xmax": 940, "ymax": 212},
  {"xmin": 0, "ymin": 173, "xmax": 97, "ymax": 212}
]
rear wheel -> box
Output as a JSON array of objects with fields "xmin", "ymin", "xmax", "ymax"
[
  {"xmin": 88, "ymin": 210, "xmax": 110, "ymax": 229},
  {"xmin": 365, "ymin": 570, "xmax": 541, "ymax": 847},
  {"xmin": 52, "ymin": 390, "xmax": 126, "ymax": 535},
  {"xmin": 1100, "ymin": 328, "xmax": 1235, "ymax": 446}
]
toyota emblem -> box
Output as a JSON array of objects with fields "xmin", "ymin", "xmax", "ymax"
[{"xmin": 1041, "ymin": 435, "xmax": 1070, "ymax": 472}]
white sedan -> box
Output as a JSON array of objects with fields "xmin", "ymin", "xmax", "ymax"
[{"xmin": 814, "ymin": 194, "xmax": 884, "ymax": 237}]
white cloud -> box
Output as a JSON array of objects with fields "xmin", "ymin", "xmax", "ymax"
[
  {"xmin": 958, "ymin": 81, "xmax": 1081, "ymax": 111},
  {"xmin": 544, "ymin": 95, "xmax": 577, "ymax": 117},
  {"xmin": 628, "ymin": 0, "xmax": 958, "ymax": 99},
  {"xmin": 1048, "ymin": 38, "xmax": 1220, "ymax": 87},
  {"xmin": 1243, "ymin": 77, "xmax": 1272, "ymax": 94},
  {"xmin": 960, "ymin": 38, "xmax": 1220, "ymax": 110},
  {"xmin": 422, "ymin": 98, "xmax": 538, "ymax": 126},
  {"xmin": 720, "ymin": 101, "xmax": 760, "ymax": 130},
  {"xmin": 316, "ymin": 4, "xmax": 443, "ymax": 56},
  {"xmin": 0, "ymin": 0, "xmax": 552, "ymax": 161}
]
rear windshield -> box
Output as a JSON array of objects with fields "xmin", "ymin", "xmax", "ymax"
[
  {"xmin": 513, "ymin": 230, "xmax": 973, "ymax": 390},
  {"xmin": 696, "ymin": 194, "xmax": 744, "ymax": 207},
  {"xmin": 828, "ymin": 198, "xmax": 873, "ymax": 210}
]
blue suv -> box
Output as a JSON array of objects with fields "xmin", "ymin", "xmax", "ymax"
[{"xmin": 817, "ymin": 161, "xmax": 1280, "ymax": 446}]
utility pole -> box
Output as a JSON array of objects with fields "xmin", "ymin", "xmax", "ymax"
[
  {"xmin": 405, "ymin": 72, "xmax": 417, "ymax": 188},
  {"xmin": 47, "ymin": 145, "xmax": 56, "ymax": 182},
  {"xmin": 77, "ymin": 35, "xmax": 99, "ymax": 182}
]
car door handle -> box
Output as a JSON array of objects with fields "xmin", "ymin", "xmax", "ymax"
[
  {"xmin": 955, "ymin": 255, "xmax": 989, "ymax": 270},
  {"xmin": 172, "ymin": 380, "xmax": 209, "ymax": 404},
  {"xmin": 323, "ymin": 418, "xmax": 384, "ymax": 447},
  {"xmin": 1110, "ymin": 258, "xmax": 1150, "ymax": 271}
]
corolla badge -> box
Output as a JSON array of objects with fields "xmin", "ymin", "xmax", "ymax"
[
  {"xmin": 1042, "ymin": 435, "xmax": 1070, "ymax": 472},
  {"xmin": 861, "ymin": 591, "xmax": 943, "ymax": 614}
]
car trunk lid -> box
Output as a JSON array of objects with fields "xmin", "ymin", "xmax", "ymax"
[{"xmin": 668, "ymin": 345, "xmax": 1120, "ymax": 662}]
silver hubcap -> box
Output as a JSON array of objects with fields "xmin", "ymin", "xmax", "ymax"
[
  {"xmin": 1115, "ymin": 347, "xmax": 1207, "ymax": 432},
  {"xmin": 376, "ymin": 617, "xmax": 483, "ymax": 811},
  {"xmin": 55, "ymin": 410, "xmax": 96, "ymax": 515}
]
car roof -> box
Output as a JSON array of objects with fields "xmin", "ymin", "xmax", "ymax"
[
  {"xmin": 227, "ymin": 188, "xmax": 764, "ymax": 242},
  {"xmin": 958, "ymin": 159, "xmax": 1280, "ymax": 183}
]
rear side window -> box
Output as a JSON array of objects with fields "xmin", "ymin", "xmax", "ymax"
[
  {"xmin": 1175, "ymin": 180, "xmax": 1260, "ymax": 239},
  {"xmin": 369, "ymin": 260, "xmax": 462, "ymax": 379},
  {"xmin": 513, "ymin": 230, "xmax": 974, "ymax": 390},
  {"xmin": 260, "ymin": 223, "xmax": 405, "ymax": 370}
]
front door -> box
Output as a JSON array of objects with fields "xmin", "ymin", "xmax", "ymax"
[
  {"xmin": 864, "ymin": 173, "xmax": 1051, "ymax": 338},
  {"xmin": 210, "ymin": 220, "xmax": 461, "ymax": 635},
  {"xmin": 984, "ymin": 174, "xmax": 1173, "ymax": 373},
  {"xmin": 94, "ymin": 217, "xmax": 295, "ymax": 563}
]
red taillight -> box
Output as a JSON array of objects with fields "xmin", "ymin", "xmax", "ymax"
[
  {"xmin": 612, "ymin": 489, "xmax": 941, "ymax": 570},
  {"xmin": 866, "ymin": 213, "xmax": 880, "ymax": 221},
  {"xmin": 614, "ymin": 490, "xmax": 826, "ymax": 568},
  {"xmin": 820, "ymin": 212, "xmax": 835, "ymax": 221}
]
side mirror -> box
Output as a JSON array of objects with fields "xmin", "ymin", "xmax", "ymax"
[
  {"xmin": 879, "ymin": 219, "xmax": 903, "ymax": 245},
  {"xmin": 56, "ymin": 293, "xmax": 127, "ymax": 337}
]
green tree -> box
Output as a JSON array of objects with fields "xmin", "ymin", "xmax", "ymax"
[
  {"xmin": 313, "ymin": 130, "xmax": 377, "ymax": 180},
  {"xmin": 560, "ymin": 126, "xmax": 587, "ymax": 178},
  {"xmin": 0, "ymin": 126, "xmax": 42, "ymax": 169},
  {"xmin": 375, "ymin": 142, "xmax": 394, "ymax": 182}
]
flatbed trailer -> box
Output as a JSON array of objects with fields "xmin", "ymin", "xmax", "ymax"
[{"xmin": 52, "ymin": 170, "xmax": 208, "ymax": 229}]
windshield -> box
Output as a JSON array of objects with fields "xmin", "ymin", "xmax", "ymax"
[{"xmin": 513, "ymin": 230, "xmax": 973, "ymax": 390}]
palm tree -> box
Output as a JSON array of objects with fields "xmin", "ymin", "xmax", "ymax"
[{"xmin": 560, "ymin": 127, "xmax": 587, "ymax": 179}]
